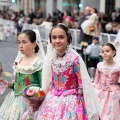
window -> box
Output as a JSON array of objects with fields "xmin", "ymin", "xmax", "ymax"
[{"xmin": 105, "ymin": 0, "xmax": 115, "ymax": 17}]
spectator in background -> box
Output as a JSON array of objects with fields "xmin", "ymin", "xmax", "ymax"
[
  {"xmin": 35, "ymin": 9, "xmax": 43, "ymax": 19},
  {"xmin": 110, "ymin": 12, "xmax": 117, "ymax": 23},
  {"xmin": 105, "ymin": 22, "xmax": 113, "ymax": 34},
  {"xmin": 78, "ymin": 6, "xmax": 93, "ymax": 44},
  {"xmin": 63, "ymin": 10, "xmax": 74, "ymax": 23},
  {"xmin": 115, "ymin": 8, "xmax": 120, "ymax": 23},
  {"xmin": 99, "ymin": 12, "xmax": 108, "ymax": 32},
  {"xmin": 28, "ymin": 9, "xmax": 35, "ymax": 24},
  {"xmin": 84, "ymin": 36, "xmax": 101, "ymax": 81},
  {"xmin": 81, "ymin": 7, "xmax": 100, "ymax": 37}
]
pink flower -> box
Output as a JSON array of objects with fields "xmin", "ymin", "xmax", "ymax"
[{"xmin": 26, "ymin": 89, "xmax": 36, "ymax": 96}]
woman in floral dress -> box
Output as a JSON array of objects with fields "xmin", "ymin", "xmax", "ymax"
[
  {"xmin": 35, "ymin": 23, "xmax": 99, "ymax": 120},
  {"xmin": 94, "ymin": 43, "xmax": 120, "ymax": 120},
  {"xmin": 0, "ymin": 29, "xmax": 45, "ymax": 120}
]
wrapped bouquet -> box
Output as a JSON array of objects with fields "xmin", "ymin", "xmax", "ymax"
[
  {"xmin": 22, "ymin": 86, "xmax": 45, "ymax": 101},
  {"xmin": 22, "ymin": 86, "xmax": 45, "ymax": 120},
  {"xmin": 0, "ymin": 62, "xmax": 7, "ymax": 94}
]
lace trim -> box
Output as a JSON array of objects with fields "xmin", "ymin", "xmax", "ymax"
[
  {"xmin": 16, "ymin": 56, "xmax": 43, "ymax": 74},
  {"xmin": 72, "ymin": 49, "xmax": 100, "ymax": 119},
  {"xmin": 52, "ymin": 50, "xmax": 77, "ymax": 74},
  {"xmin": 98, "ymin": 62, "xmax": 120, "ymax": 73}
]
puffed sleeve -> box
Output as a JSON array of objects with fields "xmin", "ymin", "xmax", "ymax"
[{"xmin": 73, "ymin": 57, "xmax": 83, "ymax": 89}]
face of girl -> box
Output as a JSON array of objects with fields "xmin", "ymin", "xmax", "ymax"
[
  {"xmin": 101, "ymin": 46, "xmax": 115, "ymax": 61},
  {"xmin": 18, "ymin": 33, "xmax": 36, "ymax": 56},
  {"xmin": 51, "ymin": 27, "xmax": 68, "ymax": 54}
]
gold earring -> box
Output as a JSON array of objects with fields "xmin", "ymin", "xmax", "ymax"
[{"xmin": 33, "ymin": 49, "xmax": 35, "ymax": 52}]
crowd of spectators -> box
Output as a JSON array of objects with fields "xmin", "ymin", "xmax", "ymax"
[{"xmin": 0, "ymin": 7, "xmax": 120, "ymax": 35}]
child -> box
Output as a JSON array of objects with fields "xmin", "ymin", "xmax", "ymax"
[
  {"xmin": 94, "ymin": 43, "xmax": 120, "ymax": 120},
  {"xmin": 84, "ymin": 36, "xmax": 101, "ymax": 81},
  {"xmin": 0, "ymin": 29, "xmax": 45, "ymax": 120},
  {"xmin": 35, "ymin": 23, "xmax": 100, "ymax": 120},
  {"xmin": 81, "ymin": 8, "xmax": 100, "ymax": 37}
]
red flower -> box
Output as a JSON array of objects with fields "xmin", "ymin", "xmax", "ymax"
[
  {"xmin": 26, "ymin": 89, "xmax": 36, "ymax": 96},
  {"xmin": 40, "ymin": 91, "xmax": 45, "ymax": 96},
  {"xmin": 24, "ymin": 77, "xmax": 31, "ymax": 86}
]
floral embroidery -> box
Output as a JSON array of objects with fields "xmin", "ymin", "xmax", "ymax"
[{"xmin": 24, "ymin": 77, "xmax": 31, "ymax": 86}]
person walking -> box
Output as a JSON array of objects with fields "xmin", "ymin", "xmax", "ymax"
[
  {"xmin": 0, "ymin": 29, "xmax": 45, "ymax": 120},
  {"xmin": 94, "ymin": 43, "xmax": 120, "ymax": 120},
  {"xmin": 35, "ymin": 23, "xmax": 100, "ymax": 120}
]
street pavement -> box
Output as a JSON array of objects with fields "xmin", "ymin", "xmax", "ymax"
[{"xmin": 0, "ymin": 35, "xmax": 18, "ymax": 106}]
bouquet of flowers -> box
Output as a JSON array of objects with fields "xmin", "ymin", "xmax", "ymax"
[
  {"xmin": 22, "ymin": 86, "xmax": 45, "ymax": 120},
  {"xmin": 0, "ymin": 62, "xmax": 6, "ymax": 94},
  {"xmin": 22, "ymin": 86, "xmax": 45, "ymax": 101},
  {"xmin": 80, "ymin": 41, "xmax": 88, "ymax": 49}
]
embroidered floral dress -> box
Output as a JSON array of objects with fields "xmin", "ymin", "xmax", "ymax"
[
  {"xmin": 35, "ymin": 50, "xmax": 88, "ymax": 120},
  {"xmin": 0, "ymin": 56, "xmax": 43, "ymax": 120},
  {"xmin": 94, "ymin": 62, "xmax": 120, "ymax": 120}
]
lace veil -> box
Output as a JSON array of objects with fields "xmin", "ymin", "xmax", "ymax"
[
  {"xmin": 15, "ymin": 29, "xmax": 45, "ymax": 62},
  {"xmin": 13, "ymin": 29, "xmax": 45, "ymax": 75}
]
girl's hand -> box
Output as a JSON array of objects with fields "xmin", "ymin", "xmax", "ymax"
[
  {"xmin": 0, "ymin": 78, "xmax": 8, "ymax": 87},
  {"xmin": 78, "ymin": 88, "xmax": 83, "ymax": 94}
]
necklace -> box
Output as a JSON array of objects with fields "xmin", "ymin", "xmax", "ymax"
[
  {"xmin": 57, "ymin": 53, "xmax": 66, "ymax": 58},
  {"xmin": 105, "ymin": 66, "xmax": 109, "ymax": 75}
]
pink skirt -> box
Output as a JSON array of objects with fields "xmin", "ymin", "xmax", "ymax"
[{"xmin": 35, "ymin": 89, "xmax": 88, "ymax": 120}]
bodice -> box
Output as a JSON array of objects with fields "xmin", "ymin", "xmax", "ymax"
[
  {"xmin": 51, "ymin": 50, "xmax": 82, "ymax": 96},
  {"xmin": 14, "ymin": 70, "xmax": 42, "ymax": 95},
  {"xmin": 94, "ymin": 62, "xmax": 120, "ymax": 91},
  {"xmin": 13, "ymin": 56, "xmax": 43, "ymax": 95}
]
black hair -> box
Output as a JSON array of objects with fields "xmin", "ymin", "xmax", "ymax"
[
  {"xmin": 92, "ymin": 36, "xmax": 99, "ymax": 41},
  {"xmin": 102, "ymin": 43, "xmax": 116, "ymax": 57},
  {"xmin": 49, "ymin": 23, "xmax": 72, "ymax": 45},
  {"xmin": 93, "ymin": 8, "xmax": 98, "ymax": 14},
  {"xmin": 19, "ymin": 29, "xmax": 39, "ymax": 53}
]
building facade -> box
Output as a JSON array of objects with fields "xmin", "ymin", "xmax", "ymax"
[{"xmin": 8, "ymin": 0, "xmax": 120, "ymax": 16}]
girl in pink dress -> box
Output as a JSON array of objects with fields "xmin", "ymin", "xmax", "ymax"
[
  {"xmin": 35, "ymin": 23, "xmax": 100, "ymax": 120},
  {"xmin": 94, "ymin": 43, "xmax": 120, "ymax": 120}
]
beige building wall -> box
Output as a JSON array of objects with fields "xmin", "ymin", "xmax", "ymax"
[
  {"xmin": 115, "ymin": 0, "xmax": 120, "ymax": 9},
  {"xmin": 18, "ymin": 0, "xmax": 33, "ymax": 15},
  {"xmin": 16, "ymin": 0, "xmax": 119, "ymax": 16},
  {"xmin": 99, "ymin": 0, "xmax": 105, "ymax": 13}
]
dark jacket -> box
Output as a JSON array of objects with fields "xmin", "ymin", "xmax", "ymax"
[{"xmin": 78, "ymin": 15, "xmax": 92, "ymax": 44}]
